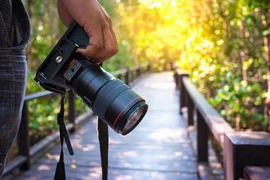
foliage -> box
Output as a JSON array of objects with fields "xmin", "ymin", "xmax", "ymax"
[
  {"xmin": 112, "ymin": 0, "xmax": 270, "ymax": 131},
  {"xmin": 173, "ymin": 0, "xmax": 270, "ymax": 131},
  {"xmin": 25, "ymin": 0, "xmax": 270, "ymax": 143},
  {"xmin": 208, "ymin": 72, "xmax": 266, "ymax": 130}
]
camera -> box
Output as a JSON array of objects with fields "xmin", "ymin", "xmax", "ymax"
[{"xmin": 34, "ymin": 22, "xmax": 148, "ymax": 135}]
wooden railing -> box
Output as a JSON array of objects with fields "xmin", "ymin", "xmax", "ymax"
[
  {"xmin": 3, "ymin": 64, "xmax": 150, "ymax": 176},
  {"xmin": 174, "ymin": 67, "xmax": 270, "ymax": 180}
]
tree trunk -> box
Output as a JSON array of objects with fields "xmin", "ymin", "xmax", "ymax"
[
  {"xmin": 262, "ymin": 13, "xmax": 270, "ymax": 131},
  {"xmin": 240, "ymin": 21, "xmax": 248, "ymax": 86}
]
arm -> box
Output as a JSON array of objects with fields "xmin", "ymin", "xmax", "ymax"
[{"xmin": 57, "ymin": 0, "xmax": 118, "ymax": 63}]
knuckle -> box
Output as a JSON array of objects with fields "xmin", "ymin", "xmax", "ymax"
[
  {"xmin": 106, "ymin": 46, "xmax": 118, "ymax": 55},
  {"xmin": 104, "ymin": 15, "xmax": 112, "ymax": 27},
  {"xmin": 92, "ymin": 43, "xmax": 103, "ymax": 49},
  {"xmin": 107, "ymin": 18, "xmax": 112, "ymax": 26}
]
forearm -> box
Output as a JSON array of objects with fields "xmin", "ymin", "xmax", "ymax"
[{"xmin": 58, "ymin": 0, "xmax": 107, "ymax": 27}]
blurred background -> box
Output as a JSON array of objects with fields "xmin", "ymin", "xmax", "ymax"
[{"xmin": 13, "ymin": 0, "xmax": 270, "ymax": 161}]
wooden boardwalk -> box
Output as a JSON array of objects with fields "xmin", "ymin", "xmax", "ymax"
[{"xmin": 14, "ymin": 72, "xmax": 198, "ymax": 180}]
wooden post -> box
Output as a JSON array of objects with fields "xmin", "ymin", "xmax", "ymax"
[
  {"xmin": 197, "ymin": 109, "xmax": 208, "ymax": 162},
  {"xmin": 179, "ymin": 73, "xmax": 189, "ymax": 114},
  {"xmin": 224, "ymin": 132, "xmax": 270, "ymax": 180},
  {"xmin": 147, "ymin": 64, "xmax": 151, "ymax": 72},
  {"xmin": 136, "ymin": 65, "xmax": 141, "ymax": 77},
  {"xmin": 118, "ymin": 74, "xmax": 122, "ymax": 81},
  {"xmin": 17, "ymin": 102, "xmax": 30, "ymax": 171},
  {"xmin": 187, "ymin": 94, "xmax": 194, "ymax": 126},
  {"xmin": 174, "ymin": 71, "xmax": 178, "ymax": 89},
  {"xmin": 125, "ymin": 67, "xmax": 130, "ymax": 85}
]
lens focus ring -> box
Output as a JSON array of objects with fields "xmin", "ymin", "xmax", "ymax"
[{"xmin": 92, "ymin": 79, "xmax": 130, "ymax": 120}]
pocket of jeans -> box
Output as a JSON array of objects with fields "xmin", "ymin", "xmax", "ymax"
[
  {"xmin": 0, "ymin": 0, "xmax": 31, "ymax": 52},
  {"xmin": 0, "ymin": 11, "xmax": 9, "ymax": 47},
  {"xmin": 13, "ymin": 0, "xmax": 30, "ymax": 47}
]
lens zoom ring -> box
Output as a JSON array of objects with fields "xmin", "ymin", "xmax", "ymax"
[{"xmin": 92, "ymin": 79, "xmax": 130, "ymax": 118}]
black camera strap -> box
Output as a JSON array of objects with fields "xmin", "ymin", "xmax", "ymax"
[
  {"xmin": 97, "ymin": 62, "xmax": 109, "ymax": 180},
  {"xmin": 97, "ymin": 118, "xmax": 109, "ymax": 180},
  {"xmin": 53, "ymin": 95, "xmax": 109, "ymax": 180},
  {"xmin": 54, "ymin": 95, "xmax": 74, "ymax": 180}
]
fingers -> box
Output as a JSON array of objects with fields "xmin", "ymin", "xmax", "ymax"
[
  {"xmin": 58, "ymin": 0, "xmax": 118, "ymax": 63},
  {"xmin": 77, "ymin": 26, "xmax": 118, "ymax": 63},
  {"xmin": 77, "ymin": 25, "xmax": 104, "ymax": 59}
]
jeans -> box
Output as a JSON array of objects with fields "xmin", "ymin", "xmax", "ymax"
[{"xmin": 0, "ymin": 0, "xmax": 30, "ymax": 178}]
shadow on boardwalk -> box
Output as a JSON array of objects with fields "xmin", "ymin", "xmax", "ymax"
[{"xmin": 12, "ymin": 72, "xmax": 198, "ymax": 180}]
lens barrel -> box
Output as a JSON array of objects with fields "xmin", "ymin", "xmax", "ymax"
[{"xmin": 66, "ymin": 57, "xmax": 148, "ymax": 135}]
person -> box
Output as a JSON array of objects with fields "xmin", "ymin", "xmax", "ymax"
[{"xmin": 0, "ymin": 0, "xmax": 118, "ymax": 178}]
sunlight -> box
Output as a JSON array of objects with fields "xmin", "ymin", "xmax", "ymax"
[
  {"xmin": 139, "ymin": 0, "xmax": 177, "ymax": 8},
  {"xmin": 148, "ymin": 128, "xmax": 184, "ymax": 142},
  {"xmin": 122, "ymin": 151, "xmax": 138, "ymax": 158},
  {"xmin": 37, "ymin": 164, "xmax": 51, "ymax": 171},
  {"xmin": 138, "ymin": 0, "xmax": 163, "ymax": 8},
  {"xmin": 38, "ymin": 24, "xmax": 43, "ymax": 31},
  {"xmin": 115, "ymin": 175, "xmax": 132, "ymax": 180},
  {"xmin": 70, "ymin": 164, "xmax": 77, "ymax": 169},
  {"xmin": 82, "ymin": 144, "xmax": 95, "ymax": 152},
  {"xmin": 145, "ymin": 82, "xmax": 175, "ymax": 89}
]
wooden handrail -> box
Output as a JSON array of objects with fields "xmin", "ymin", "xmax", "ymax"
[
  {"xmin": 175, "ymin": 69, "xmax": 234, "ymax": 179},
  {"xmin": 24, "ymin": 91, "xmax": 54, "ymax": 101},
  {"xmin": 111, "ymin": 69, "xmax": 128, "ymax": 76},
  {"xmin": 182, "ymin": 77, "xmax": 234, "ymax": 147},
  {"xmin": 174, "ymin": 66, "xmax": 270, "ymax": 180}
]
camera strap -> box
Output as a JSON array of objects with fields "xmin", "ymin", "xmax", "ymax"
[
  {"xmin": 54, "ymin": 94, "xmax": 74, "ymax": 180},
  {"xmin": 97, "ymin": 118, "xmax": 109, "ymax": 180},
  {"xmin": 53, "ymin": 95, "xmax": 108, "ymax": 179},
  {"xmin": 52, "ymin": 92, "xmax": 108, "ymax": 180},
  {"xmin": 97, "ymin": 62, "xmax": 109, "ymax": 180}
]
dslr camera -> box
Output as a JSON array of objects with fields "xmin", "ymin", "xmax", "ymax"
[{"xmin": 34, "ymin": 22, "xmax": 148, "ymax": 135}]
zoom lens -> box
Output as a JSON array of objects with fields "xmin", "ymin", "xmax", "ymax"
[
  {"xmin": 122, "ymin": 103, "xmax": 148, "ymax": 135},
  {"xmin": 65, "ymin": 57, "xmax": 148, "ymax": 135}
]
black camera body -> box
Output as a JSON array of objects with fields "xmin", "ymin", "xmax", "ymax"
[
  {"xmin": 35, "ymin": 22, "xmax": 89, "ymax": 94},
  {"xmin": 34, "ymin": 22, "xmax": 148, "ymax": 135}
]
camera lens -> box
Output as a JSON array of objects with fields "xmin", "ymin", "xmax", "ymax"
[
  {"xmin": 66, "ymin": 57, "xmax": 148, "ymax": 135},
  {"xmin": 122, "ymin": 103, "xmax": 148, "ymax": 135}
]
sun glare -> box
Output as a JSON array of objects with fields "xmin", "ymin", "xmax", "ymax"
[
  {"xmin": 138, "ymin": 0, "xmax": 163, "ymax": 8},
  {"xmin": 138, "ymin": 0, "xmax": 177, "ymax": 8},
  {"xmin": 116, "ymin": 0, "xmax": 213, "ymax": 70}
]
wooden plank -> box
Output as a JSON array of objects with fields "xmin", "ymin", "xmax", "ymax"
[
  {"xmin": 197, "ymin": 162, "xmax": 214, "ymax": 180},
  {"xmin": 38, "ymin": 143, "xmax": 196, "ymax": 172},
  {"xmin": 244, "ymin": 166, "xmax": 270, "ymax": 180},
  {"xmin": 17, "ymin": 165, "xmax": 198, "ymax": 180}
]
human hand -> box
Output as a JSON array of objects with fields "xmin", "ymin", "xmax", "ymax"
[{"xmin": 57, "ymin": 0, "xmax": 118, "ymax": 63}]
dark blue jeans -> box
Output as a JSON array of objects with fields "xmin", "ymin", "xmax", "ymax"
[{"xmin": 0, "ymin": 0, "xmax": 30, "ymax": 178}]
